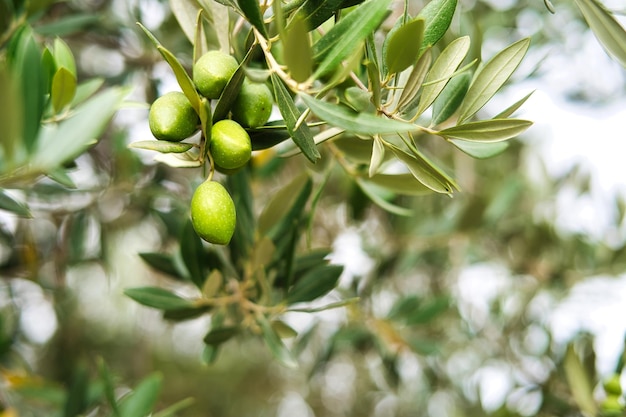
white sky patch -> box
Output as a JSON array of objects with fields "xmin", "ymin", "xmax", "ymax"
[{"xmin": 549, "ymin": 274, "xmax": 626, "ymax": 376}]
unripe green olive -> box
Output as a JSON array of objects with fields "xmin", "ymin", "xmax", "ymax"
[
  {"xmin": 190, "ymin": 181, "xmax": 236, "ymax": 245},
  {"xmin": 210, "ymin": 119, "xmax": 251, "ymax": 171},
  {"xmin": 193, "ymin": 50, "xmax": 239, "ymax": 99},
  {"xmin": 149, "ymin": 92, "xmax": 199, "ymax": 141},
  {"xmin": 601, "ymin": 395, "xmax": 623, "ymax": 417},
  {"xmin": 231, "ymin": 79, "xmax": 274, "ymax": 128},
  {"xmin": 604, "ymin": 375, "xmax": 623, "ymax": 396}
]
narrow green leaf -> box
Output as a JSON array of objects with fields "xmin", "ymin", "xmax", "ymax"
[
  {"xmin": 300, "ymin": 93, "xmax": 418, "ymax": 135},
  {"xmin": 180, "ymin": 219, "xmax": 205, "ymax": 288},
  {"xmin": 258, "ymin": 172, "xmax": 312, "ymax": 238},
  {"xmin": 119, "ymin": 373, "xmax": 163, "ymax": 417},
  {"xmin": 574, "ymin": 0, "xmax": 626, "ymax": 69},
  {"xmin": 51, "ymin": 68, "xmax": 77, "ymax": 113},
  {"xmin": 124, "ymin": 287, "xmax": 195, "ymax": 311},
  {"xmin": 364, "ymin": 173, "xmax": 432, "ymax": 196},
  {"xmin": 203, "ymin": 326, "xmax": 239, "ymax": 346},
  {"xmin": 417, "ymin": 0, "xmax": 457, "ymax": 51},
  {"xmin": 311, "ymin": 0, "xmax": 391, "ymax": 78},
  {"xmin": 283, "ymin": 15, "xmax": 313, "ymax": 83},
  {"xmin": 213, "ymin": 48, "xmax": 252, "ymax": 122},
  {"xmin": 271, "ymin": 73, "xmax": 320, "ymax": 162},
  {"xmin": 153, "ymin": 152, "xmax": 203, "ymax": 168},
  {"xmin": 431, "ymin": 72, "xmax": 471, "ymax": 126},
  {"xmin": 438, "ymin": 118, "xmax": 532, "ymax": 142},
  {"xmin": 129, "ymin": 140, "xmax": 194, "ymax": 154},
  {"xmin": 47, "ymin": 169, "xmax": 77, "ymax": 189},
  {"xmin": 71, "ymin": 78, "xmax": 105, "ymax": 107},
  {"xmin": 449, "ymin": 139, "xmax": 509, "ymax": 159},
  {"xmin": 98, "ymin": 358, "xmax": 121, "ymax": 417},
  {"xmin": 369, "ymin": 135, "xmax": 385, "ymax": 177},
  {"xmin": 386, "ymin": 143, "xmax": 459, "ymax": 194},
  {"xmin": 258, "ymin": 315, "xmax": 299, "ymax": 369},
  {"xmin": 457, "ymin": 37, "xmax": 530, "ymax": 124},
  {"xmin": 152, "ymin": 397, "xmax": 196, "ymax": 417},
  {"xmin": 139, "ymin": 252, "xmax": 183, "ymax": 279},
  {"xmin": 152, "ymin": 398, "xmax": 196, "ymax": 417},
  {"xmin": 237, "ymin": 0, "xmax": 269, "ymax": 38},
  {"xmin": 564, "ymin": 343, "xmax": 597, "ymax": 416},
  {"xmin": 366, "ymin": 37, "xmax": 381, "ymax": 107},
  {"xmin": 287, "ymin": 264, "xmax": 343, "ymax": 304},
  {"xmin": 53, "ymin": 37, "xmax": 76, "ymax": 76},
  {"xmin": 384, "ymin": 18, "xmax": 425, "ymax": 75},
  {"xmin": 9, "ymin": 25, "xmax": 44, "ymax": 153},
  {"xmin": 137, "ymin": 23, "xmax": 200, "ymax": 113},
  {"xmin": 170, "ymin": 0, "xmax": 202, "ymax": 44},
  {"xmin": 396, "ymin": 48, "xmax": 432, "ymax": 112},
  {"xmin": 494, "ymin": 90, "xmax": 534, "ymax": 119},
  {"xmin": 33, "ymin": 87, "xmax": 128, "ymax": 171},
  {"xmin": 416, "ymin": 36, "xmax": 470, "ymax": 116},
  {"xmin": 298, "ymin": 0, "xmax": 344, "ymax": 30},
  {"xmin": 356, "ymin": 179, "xmax": 415, "ymax": 216},
  {"xmin": 34, "ymin": 14, "xmax": 100, "ymax": 36},
  {"xmin": 0, "ymin": 189, "xmax": 31, "ymax": 217}
]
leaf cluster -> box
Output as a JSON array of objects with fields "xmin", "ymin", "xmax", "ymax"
[{"xmin": 126, "ymin": 169, "xmax": 349, "ymax": 368}]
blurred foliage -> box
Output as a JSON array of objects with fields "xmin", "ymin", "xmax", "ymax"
[{"xmin": 0, "ymin": 0, "xmax": 626, "ymax": 417}]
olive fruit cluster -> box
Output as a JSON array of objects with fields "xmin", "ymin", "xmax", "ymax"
[
  {"xmin": 601, "ymin": 375, "xmax": 624, "ymax": 417},
  {"xmin": 147, "ymin": 50, "xmax": 274, "ymax": 245}
]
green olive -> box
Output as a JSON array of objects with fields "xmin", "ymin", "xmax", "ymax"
[
  {"xmin": 193, "ymin": 50, "xmax": 239, "ymax": 99},
  {"xmin": 231, "ymin": 79, "xmax": 274, "ymax": 128},
  {"xmin": 604, "ymin": 375, "xmax": 623, "ymax": 396},
  {"xmin": 210, "ymin": 119, "xmax": 252, "ymax": 171},
  {"xmin": 190, "ymin": 181, "xmax": 236, "ymax": 245},
  {"xmin": 149, "ymin": 92, "xmax": 199, "ymax": 141},
  {"xmin": 601, "ymin": 395, "xmax": 624, "ymax": 417}
]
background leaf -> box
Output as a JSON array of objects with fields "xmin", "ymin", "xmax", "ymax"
[
  {"xmin": 123, "ymin": 287, "xmax": 195, "ymax": 311},
  {"xmin": 574, "ymin": 0, "xmax": 626, "ymax": 69},
  {"xmin": 257, "ymin": 315, "xmax": 298, "ymax": 369},
  {"xmin": 119, "ymin": 373, "xmax": 163, "ymax": 417},
  {"xmin": 287, "ymin": 264, "xmax": 344, "ymax": 304}
]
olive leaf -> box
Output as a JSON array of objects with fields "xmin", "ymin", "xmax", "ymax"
[
  {"xmin": 415, "ymin": 36, "xmax": 470, "ymax": 117},
  {"xmin": 283, "ymin": 14, "xmax": 312, "ymax": 83},
  {"xmin": 118, "ymin": 374, "xmax": 163, "ymax": 417},
  {"xmin": 449, "ymin": 139, "xmax": 509, "ymax": 159},
  {"xmin": 574, "ymin": 0, "xmax": 626, "ymax": 69},
  {"xmin": 437, "ymin": 118, "xmax": 532, "ymax": 142},
  {"xmin": 123, "ymin": 287, "xmax": 196, "ymax": 311},
  {"xmin": 137, "ymin": 22, "xmax": 201, "ymax": 113},
  {"xmin": 297, "ymin": 0, "xmax": 345, "ymax": 30},
  {"xmin": 258, "ymin": 315, "xmax": 298, "ymax": 369},
  {"xmin": 287, "ymin": 264, "xmax": 343, "ymax": 304},
  {"xmin": 386, "ymin": 142, "xmax": 459, "ymax": 194},
  {"xmin": 457, "ymin": 37, "xmax": 530, "ymax": 124},
  {"xmin": 495, "ymin": 90, "xmax": 534, "ymax": 119},
  {"xmin": 384, "ymin": 17, "xmax": 425, "ymax": 75},
  {"xmin": 417, "ymin": 0, "xmax": 457, "ymax": 51},
  {"xmin": 129, "ymin": 141, "xmax": 194, "ymax": 154},
  {"xmin": 271, "ymin": 73, "xmax": 320, "ymax": 162},
  {"xmin": 356, "ymin": 179, "xmax": 415, "ymax": 216},
  {"xmin": 237, "ymin": 0, "xmax": 269, "ymax": 38},
  {"xmin": 311, "ymin": 0, "xmax": 391, "ymax": 79},
  {"xmin": 431, "ymin": 72, "xmax": 471, "ymax": 126},
  {"xmin": 395, "ymin": 48, "xmax": 432, "ymax": 113},
  {"xmin": 300, "ymin": 93, "xmax": 418, "ymax": 135},
  {"xmin": 0, "ymin": 189, "xmax": 32, "ymax": 217}
]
